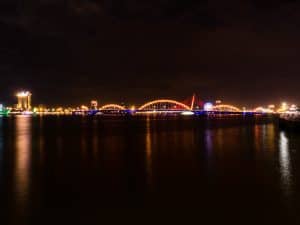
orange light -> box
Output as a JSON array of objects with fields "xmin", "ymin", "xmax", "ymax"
[
  {"xmin": 100, "ymin": 104, "xmax": 126, "ymax": 110},
  {"xmin": 213, "ymin": 104, "xmax": 241, "ymax": 112},
  {"xmin": 139, "ymin": 99, "xmax": 191, "ymax": 110}
]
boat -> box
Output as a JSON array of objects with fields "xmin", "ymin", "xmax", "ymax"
[{"xmin": 279, "ymin": 109, "xmax": 300, "ymax": 130}]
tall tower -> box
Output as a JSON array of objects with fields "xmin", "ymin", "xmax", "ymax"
[{"xmin": 16, "ymin": 91, "xmax": 32, "ymax": 110}]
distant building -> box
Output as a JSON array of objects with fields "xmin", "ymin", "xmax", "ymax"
[
  {"xmin": 16, "ymin": 91, "xmax": 32, "ymax": 110},
  {"xmin": 90, "ymin": 100, "xmax": 98, "ymax": 110},
  {"xmin": 216, "ymin": 100, "xmax": 222, "ymax": 105}
]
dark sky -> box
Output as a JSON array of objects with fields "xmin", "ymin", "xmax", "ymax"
[{"xmin": 1, "ymin": 0, "xmax": 300, "ymax": 107}]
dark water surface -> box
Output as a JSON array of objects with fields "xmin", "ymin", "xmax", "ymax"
[{"xmin": 1, "ymin": 116, "xmax": 300, "ymax": 224}]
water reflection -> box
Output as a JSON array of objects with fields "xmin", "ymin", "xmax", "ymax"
[
  {"xmin": 145, "ymin": 117, "xmax": 153, "ymax": 190},
  {"xmin": 2, "ymin": 116, "xmax": 300, "ymax": 223},
  {"xmin": 267, "ymin": 124, "xmax": 275, "ymax": 151},
  {"xmin": 15, "ymin": 116, "xmax": 32, "ymax": 213},
  {"xmin": 92, "ymin": 119, "xmax": 99, "ymax": 159},
  {"xmin": 254, "ymin": 124, "xmax": 276, "ymax": 152},
  {"xmin": 279, "ymin": 131, "xmax": 292, "ymax": 196},
  {"xmin": 216, "ymin": 128, "xmax": 224, "ymax": 150},
  {"xmin": 205, "ymin": 129, "xmax": 213, "ymax": 156},
  {"xmin": 254, "ymin": 125, "xmax": 261, "ymax": 151}
]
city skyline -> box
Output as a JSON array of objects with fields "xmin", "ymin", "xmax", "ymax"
[{"xmin": 1, "ymin": 90, "xmax": 295, "ymax": 114}]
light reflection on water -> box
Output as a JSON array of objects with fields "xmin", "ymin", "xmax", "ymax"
[
  {"xmin": 254, "ymin": 124, "xmax": 276, "ymax": 152},
  {"xmin": 205, "ymin": 129, "xmax": 213, "ymax": 155},
  {"xmin": 92, "ymin": 119, "xmax": 99, "ymax": 159},
  {"xmin": 145, "ymin": 117, "xmax": 153, "ymax": 190},
  {"xmin": 1, "ymin": 116, "xmax": 300, "ymax": 223},
  {"xmin": 14, "ymin": 116, "xmax": 31, "ymax": 214},
  {"xmin": 279, "ymin": 131, "xmax": 292, "ymax": 197}
]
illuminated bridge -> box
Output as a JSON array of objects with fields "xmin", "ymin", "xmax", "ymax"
[
  {"xmin": 100, "ymin": 104, "xmax": 126, "ymax": 111},
  {"xmin": 136, "ymin": 99, "xmax": 192, "ymax": 113},
  {"xmin": 86, "ymin": 104, "xmax": 128, "ymax": 115},
  {"xmin": 89, "ymin": 98, "xmax": 249, "ymax": 115},
  {"xmin": 212, "ymin": 104, "xmax": 242, "ymax": 113}
]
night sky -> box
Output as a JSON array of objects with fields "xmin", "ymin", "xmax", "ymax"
[{"xmin": 1, "ymin": 0, "xmax": 300, "ymax": 107}]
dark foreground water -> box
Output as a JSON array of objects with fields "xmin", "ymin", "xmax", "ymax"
[{"xmin": 1, "ymin": 115, "xmax": 300, "ymax": 224}]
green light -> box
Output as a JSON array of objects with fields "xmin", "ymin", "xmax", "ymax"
[{"xmin": 0, "ymin": 108, "xmax": 10, "ymax": 116}]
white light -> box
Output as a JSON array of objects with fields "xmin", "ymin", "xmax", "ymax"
[
  {"xmin": 279, "ymin": 132, "xmax": 291, "ymax": 195},
  {"xmin": 282, "ymin": 102, "xmax": 288, "ymax": 109},
  {"xmin": 181, "ymin": 111, "xmax": 194, "ymax": 116},
  {"xmin": 204, "ymin": 102, "xmax": 214, "ymax": 111},
  {"xmin": 16, "ymin": 91, "xmax": 31, "ymax": 97}
]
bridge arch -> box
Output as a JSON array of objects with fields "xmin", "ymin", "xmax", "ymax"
[
  {"xmin": 254, "ymin": 107, "xmax": 264, "ymax": 112},
  {"xmin": 100, "ymin": 104, "xmax": 126, "ymax": 110},
  {"xmin": 254, "ymin": 107, "xmax": 272, "ymax": 113},
  {"xmin": 213, "ymin": 104, "xmax": 241, "ymax": 112},
  {"xmin": 138, "ymin": 99, "xmax": 191, "ymax": 111}
]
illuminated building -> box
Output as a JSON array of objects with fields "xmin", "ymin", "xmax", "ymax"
[
  {"xmin": 90, "ymin": 100, "xmax": 98, "ymax": 110},
  {"xmin": 215, "ymin": 100, "xmax": 222, "ymax": 105},
  {"xmin": 289, "ymin": 104, "xmax": 298, "ymax": 111},
  {"xmin": 16, "ymin": 91, "xmax": 32, "ymax": 111},
  {"xmin": 277, "ymin": 102, "xmax": 290, "ymax": 113}
]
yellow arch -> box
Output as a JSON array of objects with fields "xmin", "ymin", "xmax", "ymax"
[
  {"xmin": 254, "ymin": 107, "xmax": 264, "ymax": 112},
  {"xmin": 213, "ymin": 104, "xmax": 241, "ymax": 112},
  {"xmin": 138, "ymin": 99, "xmax": 191, "ymax": 110},
  {"xmin": 254, "ymin": 107, "xmax": 273, "ymax": 113},
  {"xmin": 100, "ymin": 104, "xmax": 126, "ymax": 110}
]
